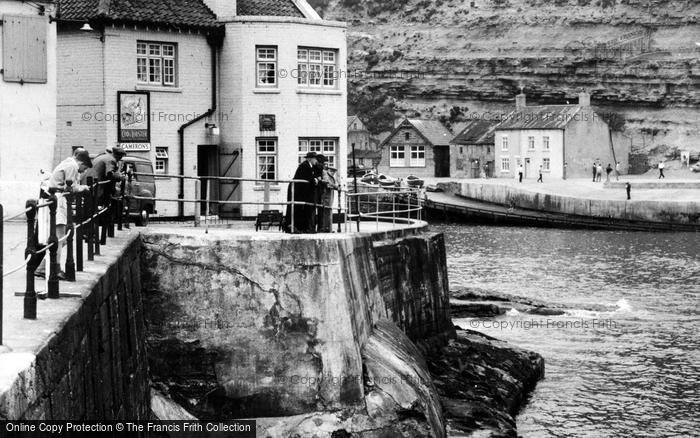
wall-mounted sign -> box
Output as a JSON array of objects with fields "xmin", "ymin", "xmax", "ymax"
[
  {"xmin": 120, "ymin": 143, "xmax": 151, "ymax": 152},
  {"xmin": 117, "ymin": 91, "xmax": 150, "ymax": 143},
  {"xmin": 259, "ymin": 114, "xmax": 276, "ymax": 132}
]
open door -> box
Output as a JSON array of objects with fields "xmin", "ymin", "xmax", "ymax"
[
  {"xmin": 434, "ymin": 146, "xmax": 450, "ymax": 177},
  {"xmin": 197, "ymin": 145, "xmax": 219, "ymax": 216}
]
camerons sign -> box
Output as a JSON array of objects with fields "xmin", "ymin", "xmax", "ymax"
[{"xmin": 118, "ymin": 91, "xmax": 150, "ymax": 143}]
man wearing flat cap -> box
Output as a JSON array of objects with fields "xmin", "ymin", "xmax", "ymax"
[
  {"xmin": 284, "ymin": 151, "xmax": 318, "ymax": 233},
  {"xmin": 86, "ymin": 146, "xmax": 127, "ymax": 242}
]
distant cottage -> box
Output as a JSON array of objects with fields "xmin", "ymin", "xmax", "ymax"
[
  {"xmin": 450, "ymin": 119, "xmax": 499, "ymax": 178},
  {"xmin": 494, "ymin": 91, "xmax": 630, "ymax": 180},
  {"xmin": 347, "ymin": 115, "xmax": 381, "ymax": 170}
]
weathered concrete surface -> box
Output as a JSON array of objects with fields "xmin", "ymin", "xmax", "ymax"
[
  {"xmin": 0, "ymin": 231, "xmax": 150, "ymax": 421},
  {"xmin": 453, "ymin": 180, "xmax": 700, "ymax": 225}
]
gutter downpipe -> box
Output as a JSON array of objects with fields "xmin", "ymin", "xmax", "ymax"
[{"xmin": 177, "ymin": 32, "xmax": 220, "ymax": 219}]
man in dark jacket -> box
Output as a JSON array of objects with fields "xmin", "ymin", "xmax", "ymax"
[
  {"xmin": 86, "ymin": 146, "xmax": 126, "ymax": 206},
  {"xmin": 285, "ymin": 152, "xmax": 318, "ymax": 233}
]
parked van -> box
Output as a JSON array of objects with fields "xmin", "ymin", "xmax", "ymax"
[{"xmin": 119, "ymin": 156, "xmax": 156, "ymax": 226}]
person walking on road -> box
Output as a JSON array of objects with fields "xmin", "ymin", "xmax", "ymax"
[
  {"xmin": 592, "ymin": 163, "xmax": 597, "ymax": 182},
  {"xmin": 615, "ymin": 161, "xmax": 621, "ymax": 181},
  {"xmin": 626, "ymin": 182, "xmax": 631, "ymax": 200},
  {"xmin": 658, "ymin": 161, "xmax": 665, "ymax": 179},
  {"xmin": 537, "ymin": 165, "xmax": 543, "ymax": 183},
  {"xmin": 596, "ymin": 163, "xmax": 603, "ymax": 182},
  {"xmin": 605, "ymin": 163, "xmax": 613, "ymax": 183},
  {"xmin": 518, "ymin": 164, "xmax": 524, "ymax": 183}
]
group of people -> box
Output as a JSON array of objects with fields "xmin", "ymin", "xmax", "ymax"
[
  {"xmin": 284, "ymin": 151, "xmax": 340, "ymax": 234},
  {"xmin": 34, "ymin": 146, "xmax": 127, "ymax": 279},
  {"xmin": 592, "ymin": 161, "xmax": 622, "ymax": 183}
]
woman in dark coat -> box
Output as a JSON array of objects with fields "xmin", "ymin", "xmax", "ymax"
[{"xmin": 284, "ymin": 152, "xmax": 318, "ymax": 233}]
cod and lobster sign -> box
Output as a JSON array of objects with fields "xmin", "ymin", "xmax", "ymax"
[{"xmin": 118, "ymin": 91, "xmax": 150, "ymax": 144}]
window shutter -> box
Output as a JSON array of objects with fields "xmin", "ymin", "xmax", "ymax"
[{"xmin": 2, "ymin": 15, "xmax": 48, "ymax": 83}]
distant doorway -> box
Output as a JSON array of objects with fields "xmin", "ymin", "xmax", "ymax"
[
  {"xmin": 524, "ymin": 158, "xmax": 531, "ymax": 179},
  {"xmin": 197, "ymin": 145, "xmax": 219, "ymax": 216},
  {"xmin": 434, "ymin": 146, "xmax": 450, "ymax": 177}
]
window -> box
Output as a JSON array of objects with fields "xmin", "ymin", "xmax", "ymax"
[
  {"xmin": 390, "ymin": 146, "xmax": 406, "ymax": 167},
  {"xmin": 297, "ymin": 47, "xmax": 338, "ymax": 88},
  {"xmin": 460, "ymin": 147, "xmax": 464, "ymax": 155},
  {"xmin": 542, "ymin": 158, "xmax": 550, "ymax": 171},
  {"xmin": 405, "ymin": 132, "xmax": 411, "ymax": 141},
  {"xmin": 543, "ymin": 136, "xmax": 550, "ymax": 150},
  {"xmin": 155, "ymin": 147, "xmax": 169, "ymax": 174},
  {"xmin": 501, "ymin": 136, "xmax": 509, "ymax": 151},
  {"xmin": 410, "ymin": 146, "xmax": 425, "ymax": 167},
  {"xmin": 137, "ymin": 42, "xmax": 177, "ymax": 86},
  {"xmin": 353, "ymin": 123, "xmax": 357, "ymax": 130},
  {"xmin": 256, "ymin": 46, "xmax": 277, "ymax": 87},
  {"xmin": 298, "ymin": 138, "xmax": 337, "ymax": 168},
  {"xmin": 257, "ymin": 139, "xmax": 277, "ymax": 181},
  {"xmin": 2, "ymin": 15, "xmax": 47, "ymax": 83},
  {"xmin": 528, "ymin": 136, "xmax": 535, "ymax": 150},
  {"xmin": 501, "ymin": 157, "xmax": 510, "ymax": 172}
]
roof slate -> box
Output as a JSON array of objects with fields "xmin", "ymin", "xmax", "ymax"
[
  {"xmin": 237, "ymin": 0, "xmax": 304, "ymax": 17},
  {"xmin": 406, "ymin": 119, "xmax": 453, "ymax": 146},
  {"xmin": 451, "ymin": 119, "xmax": 499, "ymax": 145},
  {"xmin": 59, "ymin": 0, "xmax": 220, "ymax": 29},
  {"xmin": 494, "ymin": 105, "xmax": 584, "ymax": 130}
]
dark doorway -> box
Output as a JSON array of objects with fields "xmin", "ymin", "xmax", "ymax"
[
  {"xmin": 434, "ymin": 146, "xmax": 450, "ymax": 177},
  {"xmin": 197, "ymin": 145, "xmax": 219, "ymax": 216}
]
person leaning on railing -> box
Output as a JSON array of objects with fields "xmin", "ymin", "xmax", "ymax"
[
  {"xmin": 319, "ymin": 164, "xmax": 339, "ymax": 233},
  {"xmin": 284, "ymin": 152, "xmax": 319, "ymax": 234},
  {"xmin": 35, "ymin": 150, "xmax": 93, "ymax": 280}
]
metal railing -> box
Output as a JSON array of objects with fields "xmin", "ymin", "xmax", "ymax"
[{"xmin": 0, "ymin": 172, "xmax": 423, "ymax": 345}]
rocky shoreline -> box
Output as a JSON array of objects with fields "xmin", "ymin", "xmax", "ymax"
[{"xmin": 427, "ymin": 292, "xmax": 545, "ymax": 438}]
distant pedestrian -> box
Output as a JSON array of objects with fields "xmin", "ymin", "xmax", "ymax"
[
  {"xmin": 284, "ymin": 152, "xmax": 318, "ymax": 233},
  {"xmin": 626, "ymin": 182, "xmax": 631, "ymax": 200},
  {"xmin": 537, "ymin": 165, "xmax": 543, "ymax": 183},
  {"xmin": 592, "ymin": 163, "xmax": 597, "ymax": 182},
  {"xmin": 605, "ymin": 163, "xmax": 613, "ymax": 182},
  {"xmin": 563, "ymin": 162, "xmax": 568, "ymax": 180},
  {"xmin": 615, "ymin": 161, "xmax": 621, "ymax": 181},
  {"xmin": 596, "ymin": 164, "xmax": 603, "ymax": 182},
  {"xmin": 518, "ymin": 164, "xmax": 524, "ymax": 183},
  {"xmin": 658, "ymin": 161, "xmax": 665, "ymax": 179}
]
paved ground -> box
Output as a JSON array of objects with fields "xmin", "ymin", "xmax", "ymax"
[{"xmin": 423, "ymin": 176, "xmax": 700, "ymax": 203}]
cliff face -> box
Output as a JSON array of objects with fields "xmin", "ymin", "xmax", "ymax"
[{"xmin": 315, "ymin": 0, "xmax": 700, "ymax": 157}]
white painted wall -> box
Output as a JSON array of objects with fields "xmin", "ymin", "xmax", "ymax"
[
  {"xmin": 0, "ymin": 0, "xmax": 56, "ymax": 214},
  {"xmin": 495, "ymin": 129, "xmax": 564, "ymax": 180}
]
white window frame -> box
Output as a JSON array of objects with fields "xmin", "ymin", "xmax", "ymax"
[
  {"xmin": 501, "ymin": 136, "xmax": 509, "ymax": 151},
  {"xmin": 137, "ymin": 41, "xmax": 177, "ymax": 86},
  {"xmin": 155, "ymin": 147, "xmax": 169, "ymax": 174},
  {"xmin": 410, "ymin": 146, "xmax": 425, "ymax": 167},
  {"xmin": 256, "ymin": 46, "xmax": 277, "ymax": 88},
  {"xmin": 390, "ymin": 146, "xmax": 406, "ymax": 167},
  {"xmin": 297, "ymin": 47, "xmax": 338, "ymax": 88},
  {"xmin": 528, "ymin": 136, "xmax": 535, "ymax": 150},
  {"xmin": 542, "ymin": 158, "xmax": 551, "ymax": 171},
  {"xmin": 543, "ymin": 136, "xmax": 550, "ymax": 150},
  {"xmin": 298, "ymin": 138, "xmax": 337, "ymax": 168},
  {"xmin": 501, "ymin": 157, "xmax": 510, "ymax": 172},
  {"xmin": 257, "ymin": 138, "xmax": 278, "ymax": 183}
]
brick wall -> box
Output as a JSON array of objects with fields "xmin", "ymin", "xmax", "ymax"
[{"xmin": 0, "ymin": 236, "xmax": 150, "ymax": 420}]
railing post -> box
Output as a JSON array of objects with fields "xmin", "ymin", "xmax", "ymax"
[
  {"xmin": 86, "ymin": 177, "xmax": 94, "ymax": 262},
  {"xmin": 194, "ymin": 178, "xmax": 201, "ymax": 228},
  {"xmin": 47, "ymin": 190, "xmax": 60, "ymax": 299},
  {"xmin": 23, "ymin": 200, "xmax": 38, "ymax": 319},
  {"xmin": 64, "ymin": 180, "xmax": 76, "ymax": 281},
  {"xmin": 76, "ymin": 193, "xmax": 84, "ymax": 272},
  {"xmin": 392, "ymin": 192, "xmax": 396, "ymax": 229},
  {"xmin": 91, "ymin": 179, "xmax": 101, "ymax": 256},
  {"xmin": 0, "ymin": 203, "xmax": 3, "ymax": 344},
  {"xmin": 375, "ymin": 194, "xmax": 379, "ymax": 231},
  {"xmin": 117, "ymin": 176, "xmax": 124, "ymax": 231},
  {"xmin": 291, "ymin": 182, "xmax": 295, "ymax": 233},
  {"xmin": 263, "ymin": 181, "xmax": 271, "ymax": 211},
  {"xmin": 107, "ymin": 179, "xmax": 115, "ymax": 238},
  {"xmin": 336, "ymin": 188, "xmax": 342, "ymax": 233}
]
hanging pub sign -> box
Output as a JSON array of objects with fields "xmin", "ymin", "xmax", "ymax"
[{"xmin": 117, "ymin": 91, "xmax": 150, "ymax": 143}]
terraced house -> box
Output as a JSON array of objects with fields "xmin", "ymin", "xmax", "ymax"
[{"xmin": 56, "ymin": 0, "xmax": 346, "ymax": 218}]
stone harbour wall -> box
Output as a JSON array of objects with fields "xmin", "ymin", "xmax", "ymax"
[{"xmin": 0, "ymin": 235, "xmax": 150, "ymax": 421}]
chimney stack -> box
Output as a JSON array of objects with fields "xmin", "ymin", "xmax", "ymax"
[
  {"xmin": 515, "ymin": 93, "xmax": 526, "ymax": 110},
  {"xmin": 578, "ymin": 90, "xmax": 591, "ymax": 107}
]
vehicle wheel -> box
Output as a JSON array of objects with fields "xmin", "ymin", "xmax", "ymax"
[{"xmin": 135, "ymin": 210, "xmax": 149, "ymax": 227}]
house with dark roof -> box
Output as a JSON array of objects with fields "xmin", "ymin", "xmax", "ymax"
[
  {"xmin": 347, "ymin": 115, "xmax": 381, "ymax": 170},
  {"xmin": 0, "ymin": 0, "xmax": 58, "ymax": 212},
  {"xmin": 377, "ymin": 118, "xmax": 456, "ymax": 178},
  {"xmin": 55, "ymin": 0, "xmax": 346, "ymax": 218},
  {"xmin": 494, "ymin": 91, "xmax": 630, "ymax": 180},
  {"xmin": 450, "ymin": 119, "xmax": 498, "ymax": 178}
]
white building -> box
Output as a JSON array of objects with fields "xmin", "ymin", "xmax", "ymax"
[{"xmin": 0, "ymin": 0, "xmax": 57, "ymax": 213}]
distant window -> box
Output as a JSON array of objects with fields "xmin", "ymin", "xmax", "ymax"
[
  {"xmin": 487, "ymin": 146, "xmax": 491, "ymax": 154},
  {"xmin": 410, "ymin": 146, "xmax": 425, "ymax": 167},
  {"xmin": 460, "ymin": 147, "xmax": 464, "ymax": 155},
  {"xmin": 542, "ymin": 158, "xmax": 550, "ymax": 171},
  {"xmin": 528, "ymin": 136, "xmax": 535, "ymax": 150},
  {"xmin": 297, "ymin": 47, "xmax": 337, "ymax": 88},
  {"xmin": 501, "ymin": 136, "xmax": 509, "ymax": 151},
  {"xmin": 353, "ymin": 123, "xmax": 357, "ymax": 130},
  {"xmin": 390, "ymin": 146, "xmax": 406, "ymax": 167},
  {"xmin": 501, "ymin": 157, "xmax": 510, "ymax": 171},
  {"xmin": 155, "ymin": 147, "xmax": 169, "ymax": 173},
  {"xmin": 2, "ymin": 15, "xmax": 47, "ymax": 83},
  {"xmin": 137, "ymin": 41, "xmax": 177, "ymax": 86},
  {"xmin": 257, "ymin": 138, "xmax": 277, "ymax": 181},
  {"xmin": 405, "ymin": 132, "xmax": 410, "ymax": 141},
  {"xmin": 256, "ymin": 46, "xmax": 277, "ymax": 87},
  {"xmin": 543, "ymin": 136, "xmax": 550, "ymax": 150}
]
